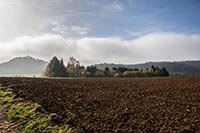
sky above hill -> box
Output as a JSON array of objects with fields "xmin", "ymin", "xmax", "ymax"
[{"xmin": 0, "ymin": 0, "xmax": 200, "ymax": 65}]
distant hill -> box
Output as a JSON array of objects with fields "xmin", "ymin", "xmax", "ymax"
[
  {"xmin": 1, "ymin": 56, "xmax": 200, "ymax": 76},
  {"xmin": 95, "ymin": 60, "xmax": 200, "ymax": 75},
  {"xmin": 0, "ymin": 56, "xmax": 48, "ymax": 76}
]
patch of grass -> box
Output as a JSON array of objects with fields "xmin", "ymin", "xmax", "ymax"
[
  {"xmin": 0, "ymin": 87, "xmax": 71, "ymax": 133},
  {"xmin": 0, "ymin": 88, "xmax": 15, "ymax": 108}
]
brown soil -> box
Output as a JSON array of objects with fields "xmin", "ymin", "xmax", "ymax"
[
  {"xmin": 0, "ymin": 105, "xmax": 19, "ymax": 133},
  {"xmin": 0, "ymin": 77, "xmax": 200, "ymax": 132}
]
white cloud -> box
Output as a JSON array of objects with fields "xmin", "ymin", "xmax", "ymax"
[
  {"xmin": 0, "ymin": 0, "xmax": 92, "ymax": 40},
  {"xmin": 51, "ymin": 22, "xmax": 90, "ymax": 36},
  {"xmin": 51, "ymin": 23, "xmax": 69, "ymax": 35},
  {"xmin": 70, "ymin": 26, "xmax": 90, "ymax": 36},
  {"xmin": 0, "ymin": 34, "xmax": 75, "ymax": 62},
  {"xmin": 0, "ymin": 0, "xmax": 125, "ymax": 42},
  {"xmin": 0, "ymin": 32, "xmax": 200, "ymax": 65},
  {"xmin": 103, "ymin": 1, "xmax": 124, "ymax": 12}
]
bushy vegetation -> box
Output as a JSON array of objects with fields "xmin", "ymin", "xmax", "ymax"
[
  {"xmin": 0, "ymin": 87, "xmax": 71, "ymax": 133},
  {"xmin": 45, "ymin": 57, "xmax": 67, "ymax": 77},
  {"xmin": 45, "ymin": 56, "xmax": 169, "ymax": 77}
]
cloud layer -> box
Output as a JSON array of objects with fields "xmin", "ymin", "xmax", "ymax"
[
  {"xmin": 0, "ymin": 0, "xmax": 124, "ymax": 41},
  {"xmin": 0, "ymin": 32, "xmax": 200, "ymax": 65}
]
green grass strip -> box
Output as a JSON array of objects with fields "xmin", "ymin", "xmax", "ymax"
[{"xmin": 0, "ymin": 87, "xmax": 71, "ymax": 133}]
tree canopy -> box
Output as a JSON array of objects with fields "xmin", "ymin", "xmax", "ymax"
[
  {"xmin": 45, "ymin": 57, "xmax": 169, "ymax": 77},
  {"xmin": 45, "ymin": 57, "xmax": 67, "ymax": 77}
]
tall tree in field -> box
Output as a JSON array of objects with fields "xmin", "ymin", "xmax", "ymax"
[
  {"xmin": 160, "ymin": 67, "xmax": 169, "ymax": 76},
  {"xmin": 59, "ymin": 59, "xmax": 68, "ymax": 77},
  {"xmin": 104, "ymin": 67, "xmax": 111, "ymax": 77},
  {"xmin": 86, "ymin": 65, "xmax": 97, "ymax": 77},
  {"xmin": 45, "ymin": 56, "xmax": 67, "ymax": 77},
  {"xmin": 66, "ymin": 57, "xmax": 84, "ymax": 77}
]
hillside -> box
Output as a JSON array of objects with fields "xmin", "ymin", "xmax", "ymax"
[
  {"xmin": 0, "ymin": 56, "xmax": 48, "ymax": 76},
  {"xmin": 95, "ymin": 60, "xmax": 200, "ymax": 75},
  {"xmin": 1, "ymin": 56, "xmax": 200, "ymax": 76}
]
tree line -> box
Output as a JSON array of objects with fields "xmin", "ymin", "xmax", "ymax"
[{"xmin": 45, "ymin": 56, "xmax": 169, "ymax": 77}]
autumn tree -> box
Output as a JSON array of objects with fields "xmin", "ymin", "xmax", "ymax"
[
  {"xmin": 66, "ymin": 57, "xmax": 84, "ymax": 77},
  {"xmin": 45, "ymin": 56, "xmax": 169, "ymax": 78}
]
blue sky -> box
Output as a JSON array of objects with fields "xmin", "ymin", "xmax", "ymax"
[
  {"xmin": 0, "ymin": 0, "xmax": 200, "ymax": 64},
  {"xmin": 47, "ymin": 0, "xmax": 200, "ymax": 38},
  {"xmin": 93, "ymin": 0, "xmax": 200, "ymax": 38}
]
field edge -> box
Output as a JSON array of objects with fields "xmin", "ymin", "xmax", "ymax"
[{"xmin": 0, "ymin": 86, "xmax": 72, "ymax": 133}]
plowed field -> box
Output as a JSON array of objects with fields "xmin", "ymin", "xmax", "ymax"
[{"xmin": 0, "ymin": 77, "xmax": 200, "ymax": 132}]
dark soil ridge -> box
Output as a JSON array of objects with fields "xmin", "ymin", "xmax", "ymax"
[{"xmin": 0, "ymin": 77, "xmax": 200, "ymax": 132}]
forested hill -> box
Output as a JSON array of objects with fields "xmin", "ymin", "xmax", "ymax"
[
  {"xmin": 0, "ymin": 56, "xmax": 200, "ymax": 76},
  {"xmin": 0, "ymin": 56, "xmax": 47, "ymax": 76},
  {"xmin": 95, "ymin": 61, "xmax": 200, "ymax": 75}
]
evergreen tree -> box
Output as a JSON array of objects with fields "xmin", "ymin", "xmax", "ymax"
[
  {"xmin": 104, "ymin": 67, "xmax": 111, "ymax": 77},
  {"xmin": 59, "ymin": 59, "xmax": 68, "ymax": 77},
  {"xmin": 112, "ymin": 67, "xmax": 117, "ymax": 71},
  {"xmin": 86, "ymin": 65, "xmax": 97, "ymax": 77},
  {"xmin": 45, "ymin": 56, "xmax": 170, "ymax": 78},
  {"xmin": 160, "ymin": 67, "xmax": 169, "ymax": 76},
  {"xmin": 118, "ymin": 67, "xmax": 129, "ymax": 73},
  {"xmin": 45, "ymin": 56, "xmax": 67, "ymax": 77}
]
